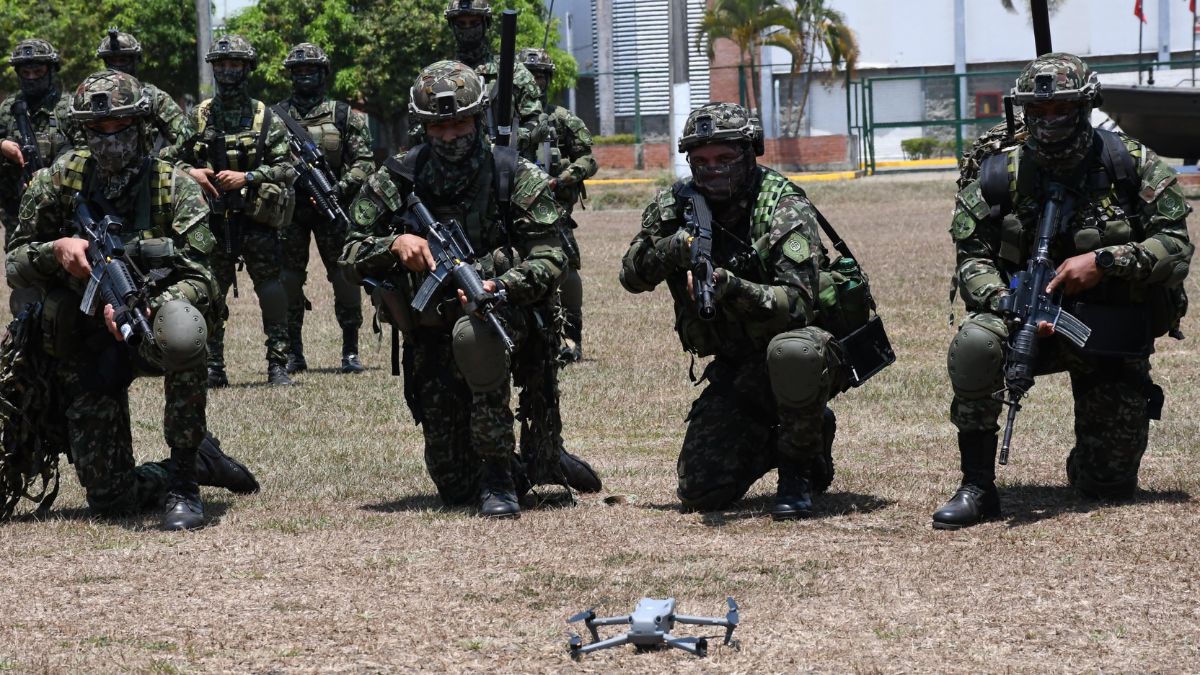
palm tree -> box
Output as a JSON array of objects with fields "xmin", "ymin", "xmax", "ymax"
[
  {"xmin": 697, "ymin": 0, "xmax": 795, "ymax": 114},
  {"xmin": 765, "ymin": 0, "xmax": 859, "ymax": 136}
]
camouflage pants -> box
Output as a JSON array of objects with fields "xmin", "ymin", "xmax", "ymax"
[
  {"xmin": 404, "ymin": 308, "xmax": 535, "ymax": 506},
  {"xmin": 949, "ymin": 312, "xmax": 1156, "ymax": 492},
  {"xmin": 281, "ymin": 209, "xmax": 363, "ymax": 335},
  {"xmin": 208, "ymin": 224, "xmax": 290, "ymax": 367},
  {"xmin": 677, "ymin": 327, "xmax": 845, "ymax": 511},
  {"xmin": 53, "ymin": 337, "xmax": 207, "ymax": 515}
]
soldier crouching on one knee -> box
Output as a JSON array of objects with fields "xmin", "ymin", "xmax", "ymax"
[
  {"xmin": 620, "ymin": 103, "xmax": 843, "ymax": 520},
  {"xmin": 3, "ymin": 71, "xmax": 259, "ymax": 530},
  {"xmin": 339, "ymin": 61, "xmax": 601, "ymax": 519},
  {"xmin": 934, "ymin": 53, "xmax": 1193, "ymax": 529}
]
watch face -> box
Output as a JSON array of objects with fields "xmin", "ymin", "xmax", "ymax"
[{"xmin": 1096, "ymin": 250, "xmax": 1114, "ymax": 268}]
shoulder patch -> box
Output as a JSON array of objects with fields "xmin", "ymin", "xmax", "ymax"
[
  {"xmin": 352, "ymin": 195, "xmax": 382, "ymax": 227},
  {"xmin": 1155, "ymin": 184, "xmax": 1189, "ymax": 221},
  {"xmin": 655, "ymin": 186, "xmax": 678, "ymax": 222},
  {"xmin": 958, "ymin": 180, "xmax": 991, "ymax": 222},
  {"xmin": 950, "ymin": 208, "xmax": 977, "ymax": 241},
  {"xmin": 187, "ymin": 224, "xmax": 216, "ymax": 254},
  {"xmin": 779, "ymin": 232, "xmax": 811, "ymax": 263}
]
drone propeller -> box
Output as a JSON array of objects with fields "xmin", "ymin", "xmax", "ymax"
[
  {"xmin": 567, "ymin": 609, "xmax": 595, "ymax": 624},
  {"xmin": 723, "ymin": 597, "xmax": 739, "ymax": 645}
]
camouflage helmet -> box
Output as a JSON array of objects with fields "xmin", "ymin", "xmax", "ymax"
[
  {"xmin": 9, "ymin": 39, "xmax": 60, "ymax": 67},
  {"xmin": 96, "ymin": 28, "xmax": 143, "ymax": 61},
  {"xmin": 678, "ymin": 102, "xmax": 765, "ymax": 156},
  {"xmin": 69, "ymin": 70, "xmax": 151, "ymax": 122},
  {"xmin": 283, "ymin": 42, "xmax": 330, "ymax": 71},
  {"xmin": 1011, "ymin": 52, "xmax": 1101, "ymax": 107},
  {"xmin": 409, "ymin": 60, "xmax": 488, "ymax": 123},
  {"xmin": 445, "ymin": 0, "xmax": 492, "ymax": 19},
  {"xmin": 518, "ymin": 47, "xmax": 555, "ymax": 76},
  {"xmin": 205, "ymin": 34, "xmax": 257, "ymax": 68}
]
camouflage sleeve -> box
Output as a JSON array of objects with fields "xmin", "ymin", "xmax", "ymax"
[
  {"xmin": 495, "ymin": 159, "xmax": 567, "ymax": 305},
  {"xmin": 619, "ymin": 189, "xmax": 686, "ymax": 293},
  {"xmin": 152, "ymin": 88, "xmax": 194, "ymax": 151},
  {"xmin": 557, "ymin": 113, "xmax": 598, "ymax": 187},
  {"xmin": 253, "ymin": 113, "xmax": 298, "ymax": 187},
  {"xmin": 715, "ymin": 194, "xmax": 820, "ymax": 330},
  {"xmin": 158, "ymin": 106, "xmax": 203, "ymax": 171},
  {"xmin": 336, "ymin": 108, "xmax": 375, "ymax": 199},
  {"xmin": 59, "ymin": 105, "xmax": 85, "ymax": 148},
  {"xmin": 339, "ymin": 161, "xmax": 405, "ymax": 284},
  {"xmin": 951, "ymin": 179, "xmax": 1007, "ymax": 312},
  {"xmin": 6, "ymin": 158, "xmax": 69, "ymax": 285},
  {"xmin": 1096, "ymin": 148, "xmax": 1194, "ymax": 286},
  {"xmin": 150, "ymin": 170, "xmax": 219, "ymax": 317},
  {"xmin": 513, "ymin": 64, "xmax": 549, "ymax": 154}
]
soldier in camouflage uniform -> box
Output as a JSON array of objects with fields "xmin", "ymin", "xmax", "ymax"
[
  {"xmin": 519, "ymin": 47, "xmax": 598, "ymax": 362},
  {"xmin": 161, "ymin": 35, "xmax": 298, "ymax": 387},
  {"xmin": 934, "ymin": 53, "xmax": 1194, "ymax": 529},
  {"xmin": 276, "ymin": 42, "xmax": 375, "ymax": 375},
  {"xmin": 0, "ymin": 40, "xmax": 71, "ymax": 240},
  {"xmin": 412, "ymin": 0, "xmax": 547, "ymax": 158},
  {"xmin": 341, "ymin": 61, "xmax": 600, "ymax": 519},
  {"xmin": 620, "ymin": 103, "xmax": 841, "ymax": 520},
  {"xmin": 58, "ymin": 29, "xmax": 193, "ymax": 153},
  {"xmin": 5, "ymin": 71, "xmax": 259, "ymax": 530}
]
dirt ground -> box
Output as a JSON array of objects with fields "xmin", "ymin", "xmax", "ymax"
[{"xmin": 0, "ymin": 179, "xmax": 1197, "ymax": 673}]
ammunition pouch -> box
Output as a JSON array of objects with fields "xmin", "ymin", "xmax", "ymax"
[
  {"xmin": 1149, "ymin": 284, "xmax": 1188, "ymax": 339},
  {"xmin": 245, "ymin": 182, "xmax": 294, "ymax": 229},
  {"xmin": 1070, "ymin": 302, "xmax": 1155, "ymax": 357},
  {"xmin": 676, "ymin": 312, "xmax": 720, "ymax": 357},
  {"xmin": 371, "ymin": 277, "xmax": 417, "ymax": 333},
  {"xmin": 40, "ymin": 288, "xmax": 83, "ymax": 359},
  {"xmin": 131, "ymin": 237, "xmax": 175, "ymax": 270}
]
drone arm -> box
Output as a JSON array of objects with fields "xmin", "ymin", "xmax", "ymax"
[
  {"xmin": 589, "ymin": 615, "xmax": 632, "ymax": 627},
  {"xmin": 663, "ymin": 633, "xmax": 708, "ymax": 657},
  {"xmin": 572, "ymin": 633, "xmax": 632, "ymax": 657},
  {"xmin": 672, "ymin": 614, "xmax": 730, "ymax": 626}
]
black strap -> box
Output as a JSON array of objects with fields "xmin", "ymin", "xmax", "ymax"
[
  {"xmin": 335, "ymin": 101, "xmax": 349, "ymax": 135},
  {"xmin": 802, "ymin": 197, "xmax": 856, "ymax": 263},
  {"xmin": 492, "ymin": 145, "xmax": 518, "ymax": 246},
  {"xmin": 1094, "ymin": 128, "xmax": 1138, "ymax": 214},
  {"xmin": 255, "ymin": 103, "xmax": 273, "ymax": 166},
  {"xmin": 979, "ymin": 152, "xmax": 1012, "ymax": 218}
]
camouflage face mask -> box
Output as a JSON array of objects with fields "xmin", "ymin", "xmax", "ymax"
[
  {"xmin": 291, "ymin": 70, "xmax": 324, "ymax": 96},
  {"xmin": 430, "ymin": 128, "xmax": 479, "ymax": 164},
  {"xmin": 86, "ymin": 123, "xmax": 142, "ymax": 175},
  {"xmin": 691, "ymin": 150, "xmax": 753, "ymax": 202},
  {"xmin": 213, "ymin": 64, "xmax": 248, "ymax": 95},
  {"xmin": 17, "ymin": 71, "xmax": 53, "ymax": 100},
  {"xmin": 1026, "ymin": 109, "xmax": 1093, "ymax": 173}
]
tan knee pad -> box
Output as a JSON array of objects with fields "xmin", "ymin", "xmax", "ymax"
[
  {"xmin": 452, "ymin": 315, "xmax": 510, "ymax": 392},
  {"xmin": 767, "ymin": 329, "xmax": 830, "ymax": 409}
]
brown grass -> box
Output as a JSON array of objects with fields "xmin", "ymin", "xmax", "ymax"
[{"xmin": 0, "ymin": 178, "xmax": 1197, "ymax": 673}]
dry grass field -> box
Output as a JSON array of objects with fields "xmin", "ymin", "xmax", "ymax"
[{"xmin": 1, "ymin": 177, "xmax": 1197, "ymax": 673}]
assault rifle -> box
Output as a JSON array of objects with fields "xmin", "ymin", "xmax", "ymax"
[
  {"xmin": 677, "ymin": 183, "xmax": 716, "ymax": 321},
  {"xmin": 273, "ymin": 103, "xmax": 351, "ymax": 232},
  {"xmin": 993, "ymin": 181, "xmax": 1091, "ymax": 464},
  {"xmin": 407, "ymin": 193, "xmax": 514, "ymax": 353},
  {"xmin": 11, "ymin": 100, "xmax": 43, "ymax": 190},
  {"xmin": 75, "ymin": 197, "xmax": 156, "ymax": 346},
  {"xmin": 205, "ymin": 131, "xmax": 246, "ymax": 259}
]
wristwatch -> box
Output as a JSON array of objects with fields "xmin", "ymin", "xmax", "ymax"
[
  {"xmin": 244, "ymin": 170, "xmax": 256, "ymax": 184},
  {"xmin": 1094, "ymin": 248, "xmax": 1116, "ymax": 271}
]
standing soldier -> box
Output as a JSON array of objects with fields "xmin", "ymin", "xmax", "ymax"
[
  {"xmin": 431, "ymin": 0, "xmax": 547, "ymax": 157},
  {"xmin": 0, "ymin": 39, "xmax": 71, "ymax": 237},
  {"xmin": 934, "ymin": 53, "xmax": 1193, "ymax": 529},
  {"xmin": 340, "ymin": 62, "xmax": 600, "ymax": 519},
  {"xmin": 620, "ymin": 103, "xmax": 857, "ymax": 520},
  {"xmin": 4, "ymin": 71, "xmax": 259, "ymax": 530},
  {"xmin": 162, "ymin": 34, "xmax": 297, "ymax": 387},
  {"xmin": 518, "ymin": 47, "xmax": 598, "ymax": 362},
  {"xmin": 59, "ymin": 29, "xmax": 193, "ymax": 153},
  {"xmin": 275, "ymin": 42, "xmax": 374, "ymax": 375}
]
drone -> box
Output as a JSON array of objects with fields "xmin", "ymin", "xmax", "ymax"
[{"xmin": 566, "ymin": 597, "xmax": 739, "ymax": 659}]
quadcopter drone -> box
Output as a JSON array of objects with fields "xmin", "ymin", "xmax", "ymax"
[{"xmin": 566, "ymin": 597, "xmax": 739, "ymax": 659}]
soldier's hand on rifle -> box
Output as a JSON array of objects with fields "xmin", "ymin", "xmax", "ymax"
[
  {"xmin": 458, "ymin": 279, "xmax": 499, "ymax": 309},
  {"xmin": 685, "ymin": 267, "xmax": 721, "ymax": 297},
  {"xmin": 51, "ymin": 237, "xmax": 92, "ymax": 280},
  {"xmin": 1045, "ymin": 252, "xmax": 1102, "ymax": 297},
  {"xmin": 657, "ymin": 229, "xmax": 693, "ymax": 268},
  {"xmin": 215, "ymin": 170, "xmax": 247, "ymax": 191},
  {"xmin": 188, "ymin": 167, "xmax": 221, "ymax": 199},
  {"xmin": 103, "ymin": 304, "xmax": 151, "ymax": 342},
  {"xmin": 390, "ymin": 233, "xmax": 435, "ymax": 272},
  {"xmin": 0, "ymin": 139, "xmax": 24, "ymax": 166}
]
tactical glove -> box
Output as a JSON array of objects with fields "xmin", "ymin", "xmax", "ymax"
[{"xmin": 654, "ymin": 228, "xmax": 692, "ymax": 269}]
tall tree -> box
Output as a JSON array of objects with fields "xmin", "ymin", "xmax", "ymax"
[
  {"xmin": 765, "ymin": 0, "xmax": 858, "ymax": 136},
  {"xmin": 697, "ymin": 0, "xmax": 794, "ymax": 114}
]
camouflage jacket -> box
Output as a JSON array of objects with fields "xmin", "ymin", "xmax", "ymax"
[
  {"xmin": 542, "ymin": 103, "xmax": 597, "ymax": 213},
  {"xmin": 275, "ymin": 98, "xmax": 375, "ymax": 200},
  {"xmin": 620, "ymin": 167, "xmax": 825, "ymax": 358},
  {"xmin": 341, "ymin": 142, "xmax": 566, "ymax": 309},
  {"xmin": 951, "ymin": 132, "xmax": 1193, "ymax": 314},
  {"xmin": 160, "ymin": 94, "xmax": 295, "ymax": 188},
  {"xmin": 61, "ymin": 81, "xmax": 193, "ymax": 153},
  {"xmin": 7, "ymin": 150, "xmax": 220, "ymax": 325},
  {"xmin": 0, "ymin": 89, "xmax": 72, "ymax": 217}
]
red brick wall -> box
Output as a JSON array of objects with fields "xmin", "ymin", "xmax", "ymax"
[
  {"xmin": 593, "ymin": 136, "xmax": 850, "ymax": 172},
  {"xmin": 709, "ymin": 38, "xmax": 744, "ymax": 106}
]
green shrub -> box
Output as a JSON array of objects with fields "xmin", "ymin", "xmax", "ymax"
[
  {"xmin": 594, "ymin": 134, "xmax": 638, "ymax": 145},
  {"xmin": 900, "ymin": 137, "xmax": 938, "ymax": 160}
]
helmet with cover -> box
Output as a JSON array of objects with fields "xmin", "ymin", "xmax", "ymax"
[
  {"xmin": 1011, "ymin": 52, "xmax": 1099, "ymax": 166},
  {"xmin": 205, "ymin": 34, "xmax": 257, "ymax": 68},
  {"xmin": 679, "ymin": 102, "xmax": 764, "ymax": 202},
  {"xmin": 9, "ymin": 38, "xmax": 60, "ymax": 99},
  {"xmin": 409, "ymin": 60, "xmax": 488, "ymax": 123},
  {"xmin": 518, "ymin": 47, "xmax": 555, "ymax": 76},
  {"xmin": 678, "ymin": 102, "xmax": 765, "ymax": 157},
  {"xmin": 283, "ymin": 42, "xmax": 330, "ymax": 98},
  {"xmin": 283, "ymin": 42, "xmax": 330, "ymax": 71},
  {"xmin": 71, "ymin": 70, "xmax": 151, "ymax": 175},
  {"xmin": 9, "ymin": 38, "xmax": 60, "ymax": 67},
  {"xmin": 445, "ymin": 0, "xmax": 492, "ymax": 20},
  {"xmin": 96, "ymin": 29, "xmax": 143, "ymax": 62}
]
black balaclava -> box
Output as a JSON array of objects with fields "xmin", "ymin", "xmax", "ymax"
[{"xmin": 290, "ymin": 68, "xmax": 326, "ymax": 113}]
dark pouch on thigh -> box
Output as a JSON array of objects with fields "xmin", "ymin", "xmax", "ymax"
[
  {"xmin": 837, "ymin": 315, "xmax": 895, "ymax": 388},
  {"xmin": 1071, "ymin": 302, "xmax": 1155, "ymax": 357},
  {"xmin": 77, "ymin": 338, "xmax": 135, "ymax": 396}
]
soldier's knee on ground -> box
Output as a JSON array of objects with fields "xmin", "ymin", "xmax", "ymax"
[
  {"xmin": 560, "ymin": 268, "xmax": 583, "ymax": 312},
  {"xmin": 947, "ymin": 316, "xmax": 1006, "ymax": 398},
  {"xmin": 678, "ymin": 480, "xmax": 745, "ymax": 512},
  {"xmin": 151, "ymin": 300, "xmax": 208, "ymax": 372},
  {"xmin": 452, "ymin": 315, "xmax": 511, "ymax": 393},
  {"xmin": 1067, "ymin": 446, "xmax": 1142, "ymax": 500},
  {"xmin": 767, "ymin": 328, "xmax": 832, "ymax": 409},
  {"xmin": 255, "ymin": 278, "xmax": 289, "ymax": 325}
]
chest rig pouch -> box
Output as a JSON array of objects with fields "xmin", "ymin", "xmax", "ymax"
[{"xmin": 196, "ymin": 100, "xmax": 292, "ymax": 229}]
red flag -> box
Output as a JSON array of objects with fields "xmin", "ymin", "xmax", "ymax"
[
  {"xmin": 1134, "ymin": 0, "xmax": 1147, "ymax": 22},
  {"xmin": 1191, "ymin": 0, "xmax": 1196, "ymax": 15}
]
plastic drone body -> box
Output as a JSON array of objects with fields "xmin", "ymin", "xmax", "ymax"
[{"xmin": 567, "ymin": 597, "xmax": 738, "ymax": 659}]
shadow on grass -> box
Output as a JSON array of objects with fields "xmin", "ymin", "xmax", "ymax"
[
  {"xmin": 361, "ymin": 494, "xmax": 450, "ymax": 513},
  {"xmin": 999, "ymin": 483, "xmax": 1192, "ymax": 528},
  {"xmin": 361, "ymin": 488, "xmax": 580, "ymax": 515},
  {"xmin": 4, "ymin": 496, "xmax": 234, "ymax": 530},
  {"xmin": 643, "ymin": 491, "xmax": 894, "ymax": 527}
]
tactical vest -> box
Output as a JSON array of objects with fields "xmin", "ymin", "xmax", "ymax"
[
  {"xmin": 277, "ymin": 100, "xmax": 350, "ymax": 172},
  {"xmin": 194, "ymin": 98, "xmax": 273, "ymax": 171},
  {"xmin": 17, "ymin": 95, "xmax": 69, "ymax": 165},
  {"xmin": 59, "ymin": 150, "xmax": 176, "ymax": 234}
]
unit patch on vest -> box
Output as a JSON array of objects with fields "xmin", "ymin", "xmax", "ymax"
[
  {"xmin": 780, "ymin": 232, "xmax": 811, "ymax": 263},
  {"xmin": 353, "ymin": 197, "xmax": 381, "ymax": 227}
]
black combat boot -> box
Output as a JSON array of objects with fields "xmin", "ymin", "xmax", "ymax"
[
  {"xmin": 207, "ymin": 366, "xmax": 229, "ymax": 389},
  {"xmin": 771, "ymin": 460, "xmax": 813, "ymax": 521},
  {"xmin": 267, "ymin": 362, "xmax": 294, "ymax": 386},
  {"xmin": 931, "ymin": 431, "xmax": 1002, "ymax": 530},
  {"xmin": 195, "ymin": 433, "xmax": 260, "ymax": 494},
  {"xmin": 559, "ymin": 449, "xmax": 602, "ymax": 493},
  {"xmin": 479, "ymin": 457, "xmax": 520, "ymax": 519},
  {"xmin": 163, "ymin": 446, "xmax": 205, "ymax": 531},
  {"xmin": 286, "ymin": 330, "xmax": 308, "ymax": 374},
  {"xmin": 340, "ymin": 327, "xmax": 364, "ymax": 374}
]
